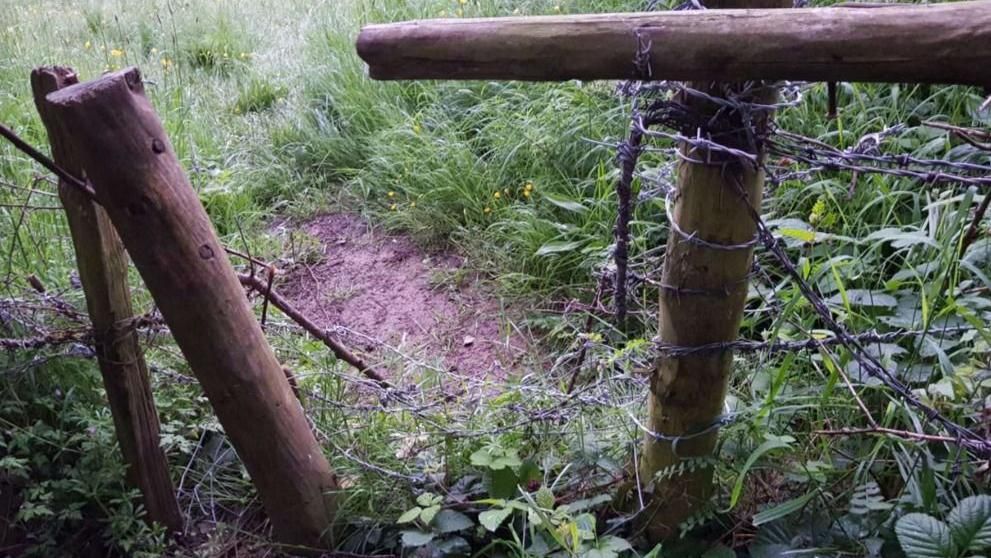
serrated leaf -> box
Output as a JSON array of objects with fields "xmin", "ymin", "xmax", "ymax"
[
  {"xmin": 434, "ymin": 509, "xmax": 474, "ymax": 533},
  {"xmin": 536, "ymin": 240, "xmax": 585, "ymax": 257},
  {"xmin": 470, "ymin": 448, "xmax": 492, "ymax": 467},
  {"xmin": 895, "ymin": 513, "xmax": 955, "ymax": 558},
  {"xmin": 535, "ymin": 486, "xmax": 555, "ymax": 509},
  {"xmin": 479, "ymin": 506, "xmax": 514, "ymax": 532},
  {"xmin": 420, "ymin": 504, "xmax": 440, "ymax": 525},
  {"xmin": 417, "ymin": 492, "xmax": 439, "ymax": 507},
  {"xmin": 400, "ymin": 529, "xmax": 435, "ymax": 547},
  {"xmin": 487, "ymin": 467, "xmax": 520, "ymax": 499},
  {"xmin": 947, "ymin": 495, "xmax": 991, "ymax": 552},
  {"xmin": 397, "ymin": 506, "xmax": 422, "ymax": 524}
]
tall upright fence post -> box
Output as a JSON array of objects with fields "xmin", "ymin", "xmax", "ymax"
[
  {"xmin": 637, "ymin": 0, "xmax": 790, "ymax": 542},
  {"xmin": 30, "ymin": 66, "xmax": 182, "ymax": 533},
  {"xmin": 42, "ymin": 67, "xmax": 338, "ymax": 549}
]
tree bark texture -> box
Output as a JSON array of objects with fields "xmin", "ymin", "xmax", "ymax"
[
  {"xmin": 30, "ymin": 66, "xmax": 182, "ymax": 534},
  {"xmin": 357, "ymin": 0, "xmax": 991, "ymax": 87},
  {"xmin": 636, "ymin": 0, "xmax": 790, "ymax": 543},
  {"xmin": 42, "ymin": 68, "xmax": 338, "ymax": 549}
]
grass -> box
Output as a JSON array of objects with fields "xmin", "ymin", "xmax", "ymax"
[{"xmin": 1, "ymin": 0, "xmax": 990, "ymax": 556}]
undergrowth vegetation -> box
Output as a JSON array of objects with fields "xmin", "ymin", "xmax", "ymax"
[{"xmin": 1, "ymin": 0, "xmax": 989, "ymax": 557}]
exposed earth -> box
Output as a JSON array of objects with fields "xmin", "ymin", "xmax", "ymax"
[{"xmin": 275, "ymin": 213, "xmax": 529, "ymax": 378}]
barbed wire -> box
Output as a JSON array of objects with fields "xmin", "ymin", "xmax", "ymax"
[{"xmin": 607, "ymin": 63, "xmax": 991, "ymax": 458}]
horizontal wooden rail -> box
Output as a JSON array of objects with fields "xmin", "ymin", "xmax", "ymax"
[{"xmin": 357, "ymin": 0, "xmax": 991, "ymax": 86}]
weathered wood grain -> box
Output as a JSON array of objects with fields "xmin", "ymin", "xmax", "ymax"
[
  {"xmin": 358, "ymin": 0, "xmax": 991, "ymax": 86},
  {"xmin": 30, "ymin": 66, "xmax": 182, "ymax": 534},
  {"xmin": 43, "ymin": 68, "xmax": 338, "ymax": 549}
]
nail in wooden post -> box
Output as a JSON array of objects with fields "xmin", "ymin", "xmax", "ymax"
[
  {"xmin": 30, "ymin": 66, "xmax": 182, "ymax": 533},
  {"xmin": 43, "ymin": 67, "xmax": 338, "ymax": 548}
]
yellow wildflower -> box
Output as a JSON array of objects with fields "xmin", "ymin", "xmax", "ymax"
[
  {"xmin": 493, "ymin": 192, "xmax": 501, "ymax": 199},
  {"xmin": 483, "ymin": 207, "xmax": 491, "ymax": 214},
  {"xmin": 389, "ymin": 203, "xmax": 397, "ymax": 211},
  {"xmin": 110, "ymin": 48, "xmax": 124, "ymax": 58},
  {"xmin": 410, "ymin": 202, "xmax": 416, "ymax": 208},
  {"xmin": 84, "ymin": 40, "xmax": 91, "ymax": 49},
  {"xmin": 523, "ymin": 190, "xmax": 531, "ymax": 198},
  {"xmin": 388, "ymin": 191, "xmax": 395, "ymax": 198}
]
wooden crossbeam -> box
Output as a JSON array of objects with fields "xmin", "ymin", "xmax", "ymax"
[{"xmin": 357, "ymin": 0, "xmax": 991, "ymax": 86}]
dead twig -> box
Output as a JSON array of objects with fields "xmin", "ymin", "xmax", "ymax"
[{"xmin": 237, "ymin": 272, "xmax": 392, "ymax": 388}]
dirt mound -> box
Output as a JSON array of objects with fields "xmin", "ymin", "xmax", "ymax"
[{"xmin": 275, "ymin": 214, "xmax": 527, "ymax": 377}]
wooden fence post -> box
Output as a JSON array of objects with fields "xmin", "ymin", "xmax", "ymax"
[
  {"xmin": 30, "ymin": 66, "xmax": 182, "ymax": 533},
  {"xmin": 636, "ymin": 0, "xmax": 790, "ymax": 542},
  {"xmin": 42, "ymin": 67, "xmax": 338, "ymax": 549}
]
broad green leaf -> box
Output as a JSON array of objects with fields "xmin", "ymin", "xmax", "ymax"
[
  {"xmin": 599, "ymin": 536, "xmax": 632, "ymax": 553},
  {"xmin": 728, "ymin": 435, "xmax": 794, "ymax": 510},
  {"xmin": 479, "ymin": 506, "xmax": 514, "ymax": 532},
  {"xmin": 487, "ymin": 467, "xmax": 520, "ymax": 499},
  {"xmin": 536, "ymin": 240, "xmax": 585, "ymax": 257},
  {"xmin": 753, "ymin": 492, "xmax": 816, "ymax": 526},
  {"xmin": 420, "ymin": 504, "xmax": 440, "ymax": 525},
  {"xmin": 895, "ymin": 513, "xmax": 955, "ymax": 558},
  {"xmin": 417, "ymin": 492, "xmax": 440, "ymax": 507},
  {"xmin": 400, "ymin": 529, "xmax": 435, "ymax": 547},
  {"xmin": 433, "ymin": 509, "xmax": 474, "ymax": 533},
  {"xmin": 543, "ymin": 192, "xmax": 588, "ymax": 213},
  {"xmin": 435, "ymin": 536, "xmax": 470, "ymax": 555},
  {"xmin": 561, "ymin": 494, "xmax": 612, "ymax": 514},
  {"xmin": 826, "ymin": 289, "xmax": 898, "ymax": 308},
  {"xmin": 397, "ymin": 506, "xmax": 422, "ymax": 524},
  {"xmin": 574, "ymin": 513, "xmax": 597, "ymax": 540},
  {"xmin": 779, "ymin": 228, "xmax": 817, "ymax": 243},
  {"xmin": 947, "ymin": 495, "xmax": 991, "ymax": 552},
  {"xmin": 470, "ymin": 448, "xmax": 493, "ymax": 467}
]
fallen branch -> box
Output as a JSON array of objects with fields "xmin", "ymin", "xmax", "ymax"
[
  {"xmin": 238, "ymin": 273, "xmax": 392, "ymax": 387},
  {"xmin": 0, "ymin": 117, "xmax": 392, "ymax": 389},
  {"xmin": 0, "ymin": 121, "xmax": 96, "ymax": 199}
]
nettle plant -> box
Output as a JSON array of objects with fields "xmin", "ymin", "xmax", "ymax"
[
  {"xmin": 396, "ymin": 441, "xmax": 636, "ymax": 558},
  {"xmin": 895, "ymin": 495, "xmax": 991, "ymax": 558}
]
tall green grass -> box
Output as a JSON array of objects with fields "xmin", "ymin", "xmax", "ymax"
[{"xmin": 1, "ymin": 0, "xmax": 989, "ymax": 555}]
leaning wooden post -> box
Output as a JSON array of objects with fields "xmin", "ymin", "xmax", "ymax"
[
  {"xmin": 637, "ymin": 0, "xmax": 789, "ymax": 542},
  {"xmin": 30, "ymin": 66, "xmax": 182, "ymax": 533},
  {"xmin": 43, "ymin": 68, "xmax": 338, "ymax": 548}
]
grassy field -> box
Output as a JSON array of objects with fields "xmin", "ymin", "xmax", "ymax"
[{"xmin": 2, "ymin": 0, "xmax": 990, "ymax": 556}]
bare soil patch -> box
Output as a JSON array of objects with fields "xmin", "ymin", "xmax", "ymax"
[{"xmin": 275, "ymin": 214, "xmax": 528, "ymax": 377}]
